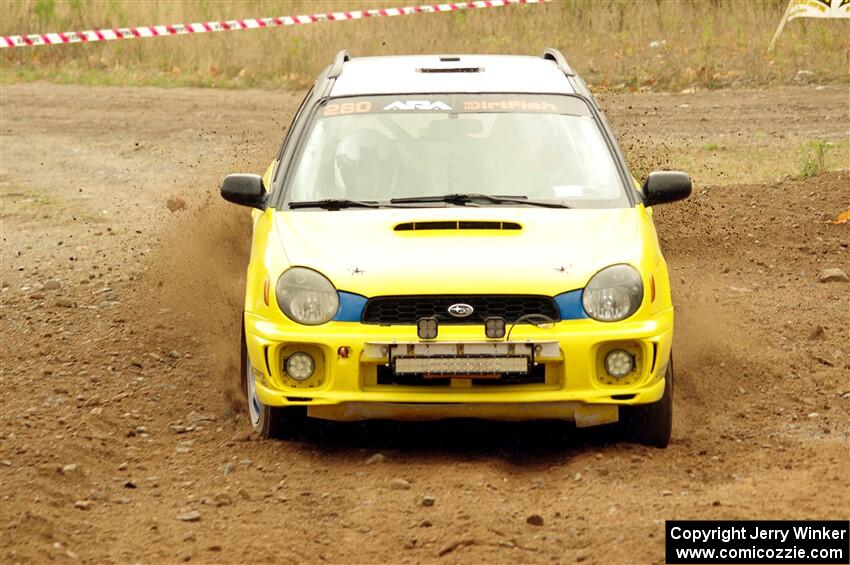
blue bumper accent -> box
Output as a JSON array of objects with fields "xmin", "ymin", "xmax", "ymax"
[
  {"xmin": 554, "ymin": 289, "xmax": 587, "ymax": 320},
  {"xmin": 334, "ymin": 291, "xmax": 368, "ymax": 322}
]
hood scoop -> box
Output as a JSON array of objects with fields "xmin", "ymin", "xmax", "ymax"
[{"xmin": 394, "ymin": 220, "xmax": 521, "ymax": 232}]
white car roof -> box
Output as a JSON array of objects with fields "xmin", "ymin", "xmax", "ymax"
[{"xmin": 330, "ymin": 55, "xmax": 575, "ymax": 97}]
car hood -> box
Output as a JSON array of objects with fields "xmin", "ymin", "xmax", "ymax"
[{"xmin": 273, "ymin": 206, "xmax": 643, "ymax": 296}]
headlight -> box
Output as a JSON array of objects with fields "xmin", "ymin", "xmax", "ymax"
[
  {"xmin": 582, "ymin": 264, "xmax": 643, "ymax": 322},
  {"xmin": 276, "ymin": 267, "xmax": 339, "ymax": 325}
]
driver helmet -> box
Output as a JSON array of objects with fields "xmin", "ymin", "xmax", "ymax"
[{"xmin": 334, "ymin": 129, "xmax": 398, "ymax": 201}]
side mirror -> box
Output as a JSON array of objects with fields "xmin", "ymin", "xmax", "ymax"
[
  {"xmin": 220, "ymin": 174, "xmax": 266, "ymax": 209},
  {"xmin": 642, "ymin": 171, "xmax": 692, "ymax": 206}
]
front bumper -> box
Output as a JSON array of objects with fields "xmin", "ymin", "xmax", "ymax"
[{"xmin": 244, "ymin": 309, "xmax": 673, "ymax": 425}]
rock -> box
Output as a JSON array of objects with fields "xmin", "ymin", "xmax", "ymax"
[
  {"xmin": 389, "ymin": 478, "xmax": 411, "ymax": 490},
  {"xmin": 237, "ymin": 487, "xmax": 251, "ymax": 501},
  {"xmin": 61, "ymin": 464, "xmax": 78, "ymax": 474},
  {"xmin": 793, "ymin": 70, "xmax": 815, "ymax": 83},
  {"xmin": 238, "ymin": 459, "xmax": 253, "ymax": 467},
  {"xmin": 118, "ymin": 462, "xmax": 128, "ymax": 471},
  {"xmin": 113, "ymin": 497, "xmax": 130, "ymax": 505},
  {"xmin": 182, "ymin": 532, "xmax": 196, "ymax": 542},
  {"xmin": 818, "ymin": 268, "xmax": 849, "ymax": 283},
  {"xmin": 808, "ymin": 412, "xmax": 820, "ymax": 419},
  {"xmin": 73, "ymin": 500, "xmax": 91, "ymax": 510},
  {"xmin": 186, "ymin": 410, "xmax": 216, "ymax": 424},
  {"xmin": 56, "ymin": 298, "xmax": 75, "ymax": 308},
  {"xmin": 207, "ymin": 545, "xmax": 223, "ymax": 552},
  {"xmin": 176, "ymin": 510, "xmax": 201, "ymax": 522},
  {"xmin": 43, "ymin": 279, "xmax": 61, "ymax": 291},
  {"xmin": 526, "ymin": 514, "xmax": 544, "ymax": 526},
  {"xmin": 662, "ymin": 490, "xmax": 673, "ymax": 496},
  {"xmin": 88, "ymin": 490, "xmax": 106, "ymax": 501},
  {"xmin": 808, "ymin": 326, "xmax": 825, "ymax": 340},
  {"xmin": 222, "ymin": 463, "xmax": 236, "ymax": 476},
  {"xmin": 213, "ymin": 492, "xmax": 232, "ymax": 507},
  {"xmin": 365, "ymin": 453, "xmax": 385, "ymax": 465},
  {"xmin": 166, "ymin": 196, "xmax": 187, "ymax": 212},
  {"xmin": 421, "ymin": 495, "xmax": 436, "ymax": 507},
  {"xmin": 228, "ymin": 430, "xmax": 252, "ymax": 443},
  {"xmin": 168, "ymin": 350, "xmax": 181, "ymax": 359}
]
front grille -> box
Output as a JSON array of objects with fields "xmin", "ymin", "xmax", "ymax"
[{"xmin": 361, "ymin": 295, "xmax": 560, "ymax": 325}]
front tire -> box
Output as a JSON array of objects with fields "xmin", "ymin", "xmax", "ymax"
[
  {"xmin": 620, "ymin": 357, "xmax": 673, "ymax": 448},
  {"xmin": 242, "ymin": 328, "xmax": 306, "ymax": 440}
]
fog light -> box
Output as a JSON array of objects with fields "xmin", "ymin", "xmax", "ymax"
[
  {"xmin": 484, "ymin": 317, "xmax": 506, "ymax": 339},
  {"xmin": 417, "ymin": 317, "xmax": 438, "ymax": 340},
  {"xmin": 604, "ymin": 349, "xmax": 634, "ymax": 378},
  {"xmin": 284, "ymin": 352, "xmax": 315, "ymax": 381}
]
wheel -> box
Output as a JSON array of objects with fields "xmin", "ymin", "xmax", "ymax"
[
  {"xmin": 620, "ymin": 356, "xmax": 673, "ymax": 448},
  {"xmin": 242, "ymin": 327, "xmax": 306, "ymax": 440}
]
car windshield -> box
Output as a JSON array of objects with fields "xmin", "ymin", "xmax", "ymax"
[{"xmin": 283, "ymin": 94, "xmax": 630, "ymax": 209}]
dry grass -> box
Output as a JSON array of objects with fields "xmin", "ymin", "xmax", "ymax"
[{"xmin": 1, "ymin": 0, "xmax": 848, "ymax": 90}]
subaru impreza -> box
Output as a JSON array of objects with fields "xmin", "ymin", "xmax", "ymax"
[{"xmin": 220, "ymin": 49, "xmax": 691, "ymax": 447}]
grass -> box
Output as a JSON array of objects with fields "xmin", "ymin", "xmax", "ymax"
[
  {"xmin": 797, "ymin": 140, "xmax": 833, "ymax": 179},
  {"xmin": 659, "ymin": 138, "xmax": 850, "ymax": 186},
  {"xmin": 1, "ymin": 0, "xmax": 849, "ymax": 91}
]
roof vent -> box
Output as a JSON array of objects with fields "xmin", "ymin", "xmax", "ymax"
[{"xmin": 394, "ymin": 221, "xmax": 521, "ymax": 231}]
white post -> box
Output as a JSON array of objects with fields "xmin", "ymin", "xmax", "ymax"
[{"xmin": 768, "ymin": 0, "xmax": 795, "ymax": 52}]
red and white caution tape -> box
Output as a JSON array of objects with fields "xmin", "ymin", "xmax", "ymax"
[{"xmin": 0, "ymin": 0, "xmax": 549, "ymax": 49}]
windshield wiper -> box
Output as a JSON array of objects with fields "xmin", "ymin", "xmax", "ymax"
[
  {"xmin": 390, "ymin": 193, "xmax": 570, "ymax": 209},
  {"xmin": 288, "ymin": 199, "xmax": 380, "ymax": 210}
]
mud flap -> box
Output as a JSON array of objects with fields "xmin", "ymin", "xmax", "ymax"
[{"xmin": 574, "ymin": 404, "xmax": 619, "ymax": 428}]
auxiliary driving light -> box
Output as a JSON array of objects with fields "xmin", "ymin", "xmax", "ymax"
[
  {"xmin": 604, "ymin": 349, "xmax": 635, "ymax": 378},
  {"xmin": 417, "ymin": 317, "xmax": 439, "ymax": 340},
  {"xmin": 284, "ymin": 352, "xmax": 315, "ymax": 381},
  {"xmin": 484, "ymin": 317, "xmax": 506, "ymax": 339}
]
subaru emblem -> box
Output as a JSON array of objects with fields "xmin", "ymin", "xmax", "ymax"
[{"xmin": 447, "ymin": 303, "xmax": 474, "ymax": 318}]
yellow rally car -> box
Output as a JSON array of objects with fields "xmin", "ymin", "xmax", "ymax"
[{"xmin": 221, "ymin": 49, "xmax": 691, "ymax": 447}]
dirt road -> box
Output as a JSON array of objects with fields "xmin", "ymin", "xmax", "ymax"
[{"xmin": 1, "ymin": 83, "xmax": 848, "ymax": 564}]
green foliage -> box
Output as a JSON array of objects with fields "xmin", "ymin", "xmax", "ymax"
[
  {"xmin": 798, "ymin": 140, "xmax": 833, "ymax": 179},
  {"xmin": 32, "ymin": 0, "xmax": 55, "ymax": 24}
]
